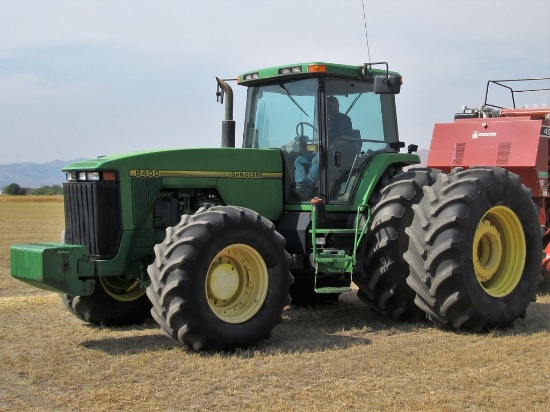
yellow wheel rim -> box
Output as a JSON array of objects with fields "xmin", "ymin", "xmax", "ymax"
[
  {"xmin": 99, "ymin": 277, "xmax": 147, "ymax": 302},
  {"xmin": 206, "ymin": 244, "xmax": 268, "ymax": 323},
  {"xmin": 472, "ymin": 206, "xmax": 526, "ymax": 297}
]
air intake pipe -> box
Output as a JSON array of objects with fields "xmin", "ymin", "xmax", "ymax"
[{"xmin": 216, "ymin": 77, "xmax": 235, "ymax": 148}]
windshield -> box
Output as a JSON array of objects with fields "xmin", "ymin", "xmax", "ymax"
[
  {"xmin": 243, "ymin": 78, "xmax": 318, "ymax": 149},
  {"xmin": 242, "ymin": 76, "xmax": 399, "ymax": 204}
]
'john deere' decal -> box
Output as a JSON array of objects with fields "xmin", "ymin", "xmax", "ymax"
[{"xmin": 130, "ymin": 170, "xmax": 282, "ymax": 179}]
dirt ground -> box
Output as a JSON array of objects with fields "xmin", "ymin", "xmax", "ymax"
[{"xmin": 1, "ymin": 201, "xmax": 549, "ymax": 411}]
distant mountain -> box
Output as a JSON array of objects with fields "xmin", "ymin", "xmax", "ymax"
[
  {"xmin": 0, "ymin": 150, "xmax": 431, "ymax": 190},
  {"xmin": 0, "ymin": 160, "xmax": 82, "ymax": 189}
]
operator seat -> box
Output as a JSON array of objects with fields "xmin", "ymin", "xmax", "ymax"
[{"xmin": 329, "ymin": 130, "xmax": 363, "ymax": 197}]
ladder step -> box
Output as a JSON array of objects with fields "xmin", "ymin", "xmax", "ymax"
[
  {"xmin": 317, "ymin": 257, "xmax": 353, "ymax": 263},
  {"xmin": 317, "ymin": 250, "xmax": 353, "ymax": 263},
  {"xmin": 311, "ymin": 228, "xmax": 357, "ymax": 234},
  {"xmin": 315, "ymin": 286, "xmax": 352, "ymax": 294}
]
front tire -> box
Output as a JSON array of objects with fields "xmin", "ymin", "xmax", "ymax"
[
  {"xmin": 147, "ymin": 206, "xmax": 293, "ymax": 351},
  {"xmin": 60, "ymin": 276, "xmax": 151, "ymax": 326},
  {"xmin": 405, "ymin": 167, "xmax": 541, "ymax": 330}
]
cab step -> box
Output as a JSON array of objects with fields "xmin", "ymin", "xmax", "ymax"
[{"xmin": 314, "ymin": 286, "xmax": 352, "ymax": 294}]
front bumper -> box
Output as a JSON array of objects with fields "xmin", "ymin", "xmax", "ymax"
[{"xmin": 10, "ymin": 243, "xmax": 95, "ymax": 296}]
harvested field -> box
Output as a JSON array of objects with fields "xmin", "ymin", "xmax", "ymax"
[
  {"xmin": 1, "ymin": 200, "xmax": 549, "ymax": 411},
  {"xmin": 0, "ymin": 195, "xmax": 63, "ymax": 203}
]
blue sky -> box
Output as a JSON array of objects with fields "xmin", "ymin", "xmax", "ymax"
[{"xmin": 0, "ymin": 0, "xmax": 549, "ymax": 164}]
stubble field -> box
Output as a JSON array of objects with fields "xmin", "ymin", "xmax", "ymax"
[{"xmin": 0, "ymin": 198, "xmax": 549, "ymax": 411}]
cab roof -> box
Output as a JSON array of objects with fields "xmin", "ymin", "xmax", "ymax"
[{"xmin": 238, "ymin": 62, "xmax": 400, "ymax": 86}]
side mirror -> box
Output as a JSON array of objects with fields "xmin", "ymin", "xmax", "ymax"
[{"xmin": 374, "ymin": 75, "xmax": 402, "ymax": 94}]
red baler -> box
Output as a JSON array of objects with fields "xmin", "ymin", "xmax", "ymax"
[{"xmin": 427, "ymin": 78, "xmax": 550, "ymax": 280}]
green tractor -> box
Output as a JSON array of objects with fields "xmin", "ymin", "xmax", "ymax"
[{"xmin": 10, "ymin": 62, "xmax": 541, "ymax": 350}]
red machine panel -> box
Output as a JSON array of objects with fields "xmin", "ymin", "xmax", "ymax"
[{"xmin": 428, "ymin": 118, "xmax": 549, "ymax": 198}]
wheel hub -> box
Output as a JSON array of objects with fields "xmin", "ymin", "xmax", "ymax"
[
  {"xmin": 472, "ymin": 206, "xmax": 526, "ymax": 297},
  {"xmin": 208, "ymin": 262, "xmax": 240, "ymax": 301},
  {"xmin": 474, "ymin": 219, "xmax": 503, "ymax": 282},
  {"xmin": 206, "ymin": 244, "xmax": 268, "ymax": 323},
  {"xmin": 99, "ymin": 276, "xmax": 147, "ymax": 302}
]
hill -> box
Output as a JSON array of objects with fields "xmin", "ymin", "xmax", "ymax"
[
  {"xmin": 0, "ymin": 150, "xmax": 429, "ymax": 190},
  {"xmin": 0, "ymin": 160, "xmax": 81, "ymax": 189}
]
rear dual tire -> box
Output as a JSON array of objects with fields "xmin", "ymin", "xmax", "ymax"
[
  {"xmin": 405, "ymin": 167, "xmax": 540, "ymax": 330},
  {"xmin": 355, "ymin": 168, "xmax": 440, "ymax": 321}
]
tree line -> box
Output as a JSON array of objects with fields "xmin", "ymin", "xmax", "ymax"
[{"xmin": 1, "ymin": 183, "xmax": 63, "ymax": 196}]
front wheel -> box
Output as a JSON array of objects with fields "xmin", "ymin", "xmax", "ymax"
[
  {"xmin": 405, "ymin": 167, "xmax": 541, "ymax": 330},
  {"xmin": 147, "ymin": 206, "xmax": 293, "ymax": 351},
  {"xmin": 60, "ymin": 276, "xmax": 151, "ymax": 326}
]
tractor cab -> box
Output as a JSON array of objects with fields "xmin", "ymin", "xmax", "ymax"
[{"xmin": 238, "ymin": 62, "xmax": 404, "ymax": 204}]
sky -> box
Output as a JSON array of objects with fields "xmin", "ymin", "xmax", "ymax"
[{"xmin": 0, "ymin": 0, "xmax": 549, "ymax": 164}]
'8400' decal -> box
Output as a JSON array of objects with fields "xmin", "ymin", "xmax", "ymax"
[{"xmin": 129, "ymin": 170, "xmax": 282, "ymax": 179}]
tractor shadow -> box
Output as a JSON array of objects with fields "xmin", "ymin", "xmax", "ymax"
[
  {"xmin": 79, "ymin": 322, "xmax": 178, "ymax": 355},
  {"xmin": 260, "ymin": 292, "xmax": 549, "ymax": 355},
  {"xmin": 264, "ymin": 292, "xmax": 403, "ymax": 353},
  {"xmin": 78, "ymin": 291, "xmax": 549, "ymax": 357},
  {"xmin": 78, "ymin": 293, "xmax": 417, "ymax": 356}
]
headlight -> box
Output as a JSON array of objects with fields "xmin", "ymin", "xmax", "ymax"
[
  {"xmin": 243, "ymin": 72, "xmax": 259, "ymax": 81},
  {"xmin": 279, "ymin": 66, "xmax": 302, "ymax": 75},
  {"xmin": 65, "ymin": 171, "xmax": 115, "ymax": 182}
]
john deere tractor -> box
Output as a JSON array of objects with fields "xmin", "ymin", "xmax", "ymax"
[{"xmin": 10, "ymin": 62, "xmax": 541, "ymax": 350}]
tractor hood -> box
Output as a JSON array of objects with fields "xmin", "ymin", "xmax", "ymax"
[
  {"xmin": 63, "ymin": 147, "xmax": 285, "ymax": 223},
  {"xmin": 63, "ymin": 147, "xmax": 283, "ymax": 175}
]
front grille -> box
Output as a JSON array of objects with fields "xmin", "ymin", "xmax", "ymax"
[{"xmin": 64, "ymin": 181, "xmax": 122, "ymax": 258}]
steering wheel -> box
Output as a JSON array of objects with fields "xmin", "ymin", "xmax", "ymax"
[{"xmin": 295, "ymin": 122, "xmax": 317, "ymax": 141}]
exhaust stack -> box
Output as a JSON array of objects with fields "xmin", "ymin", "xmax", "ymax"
[{"xmin": 216, "ymin": 77, "xmax": 235, "ymax": 148}]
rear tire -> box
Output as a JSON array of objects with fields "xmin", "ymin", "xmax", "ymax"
[
  {"xmin": 405, "ymin": 167, "xmax": 541, "ymax": 330},
  {"xmin": 147, "ymin": 206, "xmax": 293, "ymax": 351},
  {"xmin": 354, "ymin": 168, "xmax": 440, "ymax": 321},
  {"xmin": 60, "ymin": 276, "xmax": 151, "ymax": 326}
]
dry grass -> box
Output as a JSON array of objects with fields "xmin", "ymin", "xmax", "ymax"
[
  {"xmin": 0, "ymin": 195, "xmax": 63, "ymax": 203},
  {"xmin": 0, "ymin": 202, "xmax": 549, "ymax": 411}
]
